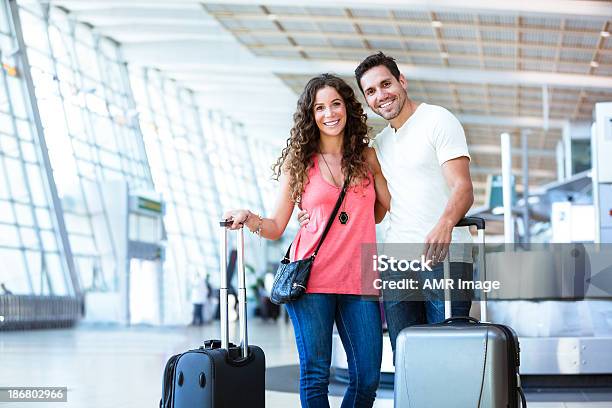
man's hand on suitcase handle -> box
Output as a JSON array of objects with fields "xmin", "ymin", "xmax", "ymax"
[{"xmin": 422, "ymin": 220, "xmax": 452, "ymax": 266}]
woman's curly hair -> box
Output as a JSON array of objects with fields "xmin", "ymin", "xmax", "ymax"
[{"xmin": 272, "ymin": 74, "xmax": 370, "ymax": 203}]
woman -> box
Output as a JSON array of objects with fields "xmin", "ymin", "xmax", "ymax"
[{"xmin": 223, "ymin": 74, "xmax": 390, "ymax": 408}]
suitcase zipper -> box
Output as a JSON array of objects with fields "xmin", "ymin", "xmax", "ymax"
[
  {"xmin": 161, "ymin": 354, "xmax": 180, "ymax": 408},
  {"xmin": 489, "ymin": 323, "xmax": 522, "ymax": 407}
]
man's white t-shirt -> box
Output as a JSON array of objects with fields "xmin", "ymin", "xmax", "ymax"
[{"xmin": 372, "ymin": 102, "xmax": 473, "ymax": 263}]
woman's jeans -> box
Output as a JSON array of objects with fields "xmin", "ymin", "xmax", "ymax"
[{"xmin": 285, "ymin": 294, "xmax": 383, "ymax": 408}]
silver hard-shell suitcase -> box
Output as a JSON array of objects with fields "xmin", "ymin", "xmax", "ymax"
[{"xmin": 394, "ymin": 217, "xmax": 526, "ymax": 408}]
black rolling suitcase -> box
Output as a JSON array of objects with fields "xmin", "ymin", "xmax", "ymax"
[
  {"xmin": 394, "ymin": 217, "xmax": 526, "ymax": 407},
  {"xmin": 160, "ymin": 221, "xmax": 265, "ymax": 407}
]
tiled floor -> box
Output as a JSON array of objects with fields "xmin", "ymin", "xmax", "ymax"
[{"xmin": 0, "ymin": 319, "xmax": 611, "ymax": 407}]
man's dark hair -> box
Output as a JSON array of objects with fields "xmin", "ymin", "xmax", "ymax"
[{"xmin": 354, "ymin": 52, "xmax": 401, "ymax": 94}]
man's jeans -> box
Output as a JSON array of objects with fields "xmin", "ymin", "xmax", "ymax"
[
  {"xmin": 285, "ymin": 294, "xmax": 383, "ymax": 408},
  {"xmin": 382, "ymin": 262, "xmax": 473, "ymax": 357}
]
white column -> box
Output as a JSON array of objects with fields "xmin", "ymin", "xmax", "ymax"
[
  {"xmin": 501, "ymin": 133, "xmax": 514, "ymax": 242},
  {"xmin": 556, "ymin": 140, "xmax": 565, "ymax": 182},
  {"xmin": 521, "ymin": 130, "xmax": 530, "ymax": 243}
]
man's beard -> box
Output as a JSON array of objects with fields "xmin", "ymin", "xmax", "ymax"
[{"xmin": 375, "ymin": 92, "xmax": 406, "ymax": 121}]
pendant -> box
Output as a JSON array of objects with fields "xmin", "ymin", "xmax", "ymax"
[{"xmin": 339, "ymin": 211, "xmax": 349, "ymax": 225}]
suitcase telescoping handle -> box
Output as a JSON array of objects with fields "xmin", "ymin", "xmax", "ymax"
[
  {"xmin": 443, "ymin": 217, "xmax": 487, "ymax": 322},
  {"xmin": 455, "ymin": 216, "xmax": 485, "ymax": 230},
  {"xmin": 219, "ymin": 220, "xmax": 249, "ymax": 358}
]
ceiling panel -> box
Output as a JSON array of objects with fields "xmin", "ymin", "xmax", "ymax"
[{"xmin": 56, "ymin": 0, "xmax": 611, "ymax": 179}]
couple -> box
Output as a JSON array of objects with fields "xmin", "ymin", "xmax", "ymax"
[{"xmin": 224, "ymin": 52, "xmax": 474, "ymax": 408}]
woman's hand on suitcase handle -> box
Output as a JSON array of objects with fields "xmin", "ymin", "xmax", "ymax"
[
  {"xmin": 223, "ymin": 209, "xmax": 250, "ymax": 230},
  {"xmin": 296, "ymin": 209, "xmax": 310, "ymax": 228}
]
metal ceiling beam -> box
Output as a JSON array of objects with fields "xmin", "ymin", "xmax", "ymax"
[
  {"xmin": 201, "ymin": 0, "xmax": 612, "ymax": 18},
  {"xmin": 471, "ymin": 181, "xmax": 547, "ymax": 191},
  {"xmin": 248, "ymin": 44, "xmax": 611, "ymax": 66},
  {"xmin": 457, "ymin": 113, "xmax": 566, "ymax": 128},
  {"xmin": 94, "ymin": 24, "xmax": 217, "ymax": 34},
  {"xmin": 189, "ymin": 82, "xmax": 295, "ymax": 94},
  {"xmin": 172, "ymin": 72, "xmax": 281, "ymax": 85},
  {"xmin": 195, "ymin": 93, "xmax": 297, "ymax": 115},
  {"xmin": 210, "ymin": 12, "xmax": 606, "ymax": 37},
  {"xmin": 51, "ymin": 1, "xmax": 202, "ymax": 11},
  {"xmin": 468, "ymin": 144, "xmax": 556, "ymax": 158},
  {"xmin": 121, "ymin": 45, "xmax": 612, "ymax": 90},
  {"xmin": 53, "ymin": 0, "xmax": 612, "ymax": 18},
  {"xmin": 71, "ymin": 17, "xmax": 209, "ymax": 26},
  {"xmin": 195, "ymin": 101, "xmax": 295, "ymax": 115},
  {"xmin": 120, "ymin": 41, "xmax": 265, "ymax": 70},
  {"xmin": 239, "ymin": 29, "xmax": 612, "ymax": 56},
  {"xmin": 69, "ymin": 7, "xmax": 212, "ymax": 23},
  {"xmin": 98, "ymin": 32, "xmax": 235, "ymax": 42},
  {"xmin": 471, "ymin": 166, "xmax": 556, "ymax": 178}
]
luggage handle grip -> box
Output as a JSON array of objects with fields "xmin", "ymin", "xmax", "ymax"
[
  {"xmin": 442, "ymin": 316, "xmax": 480, "ymax": 325},
  {"xmin": 220, "ymin": 219, "xmax": 244, "ymax": 227},
  {"xmin": 455, "ymin": 217, "xmax": 485, "ymax": 230}
]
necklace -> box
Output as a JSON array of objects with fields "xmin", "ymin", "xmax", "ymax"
[{"xmin": 320, "ymin": 153, "xmax": 349, "ymax": 225}]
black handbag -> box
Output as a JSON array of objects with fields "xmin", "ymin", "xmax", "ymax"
[{"xmin": 270, "ymin": 182, "xmax": 348, "ymax": 305}]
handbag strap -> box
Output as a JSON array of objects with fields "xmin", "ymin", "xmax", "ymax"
[{"xmin": 282, "ymin": 180, "xmax": 348, "ymax": 261}]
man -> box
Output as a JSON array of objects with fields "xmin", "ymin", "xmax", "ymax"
[{"xmin": 298, "ymin": 52, "xmax": 474, "ymax": 355}]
